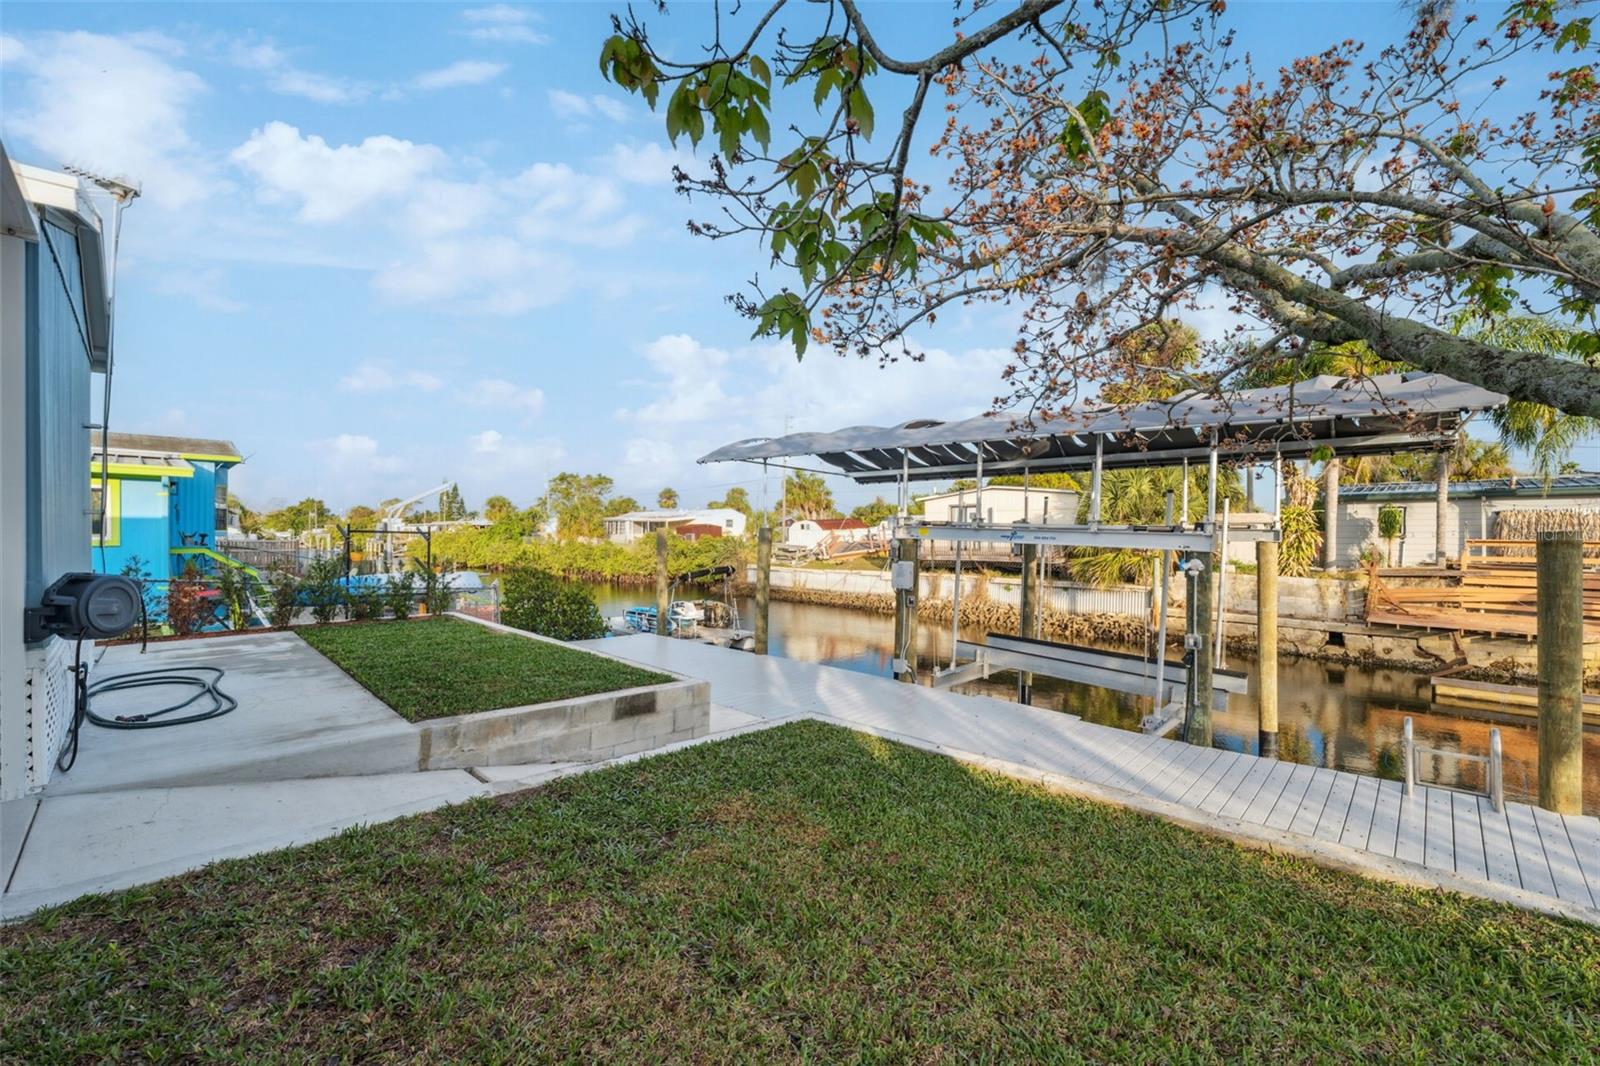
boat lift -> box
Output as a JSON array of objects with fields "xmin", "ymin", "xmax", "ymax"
[{"xmin": 700, "ymin": 372, "xmax": 1508, "ymax": 739}]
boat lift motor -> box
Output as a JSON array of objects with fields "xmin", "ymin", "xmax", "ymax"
[{"xmin": 24, "ymin": 573, "xmax": 141, "ymax": 643}]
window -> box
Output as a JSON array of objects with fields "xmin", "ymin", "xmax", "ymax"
[{"xmin": 89, "ymin": 479, "xmax": 121, "ymax": 546}]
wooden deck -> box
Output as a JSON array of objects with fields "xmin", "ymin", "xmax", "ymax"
[{"xmin": 579, "ymin": 635, "xmax": 1600, "ymax": 923}]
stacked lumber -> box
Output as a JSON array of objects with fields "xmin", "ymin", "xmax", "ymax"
[{"xmin": 1365, "ymin": 539, "xmax": 1600, "ymax": 639}]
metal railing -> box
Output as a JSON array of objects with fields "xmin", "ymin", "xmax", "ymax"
[{"xmin": 1402, "ymin": 716, "xmax": 1503, "ymax": 811}]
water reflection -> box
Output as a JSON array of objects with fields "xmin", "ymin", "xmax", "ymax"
[{"xmin": 582, "ymin": 583, "xmax": 1598, "ymax": 813}]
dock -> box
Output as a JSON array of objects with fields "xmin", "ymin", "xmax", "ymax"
[{"xmin": 578, "ymin": 635, "xmax": 1600, "ymax": 924}]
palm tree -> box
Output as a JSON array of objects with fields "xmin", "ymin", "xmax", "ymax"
[
  {"xmin": 781, "ymin": 471, "xmax": 835, "ymax": 519},
  {"xmin": 1465, "ymin": 316, "xmax": 1596, "ymax": 480},
  {"xmin": 1066, "ymin": 464, "xmax": 1244, "ymax": 585}
]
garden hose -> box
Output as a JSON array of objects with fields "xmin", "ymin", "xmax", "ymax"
[
  {"xmin": 84, "ymin": 665, "xmax": 237, "ymax": 730},
  {"xmin": 55, "ymin": 593, "xmax": 236, "ymax": 775}
]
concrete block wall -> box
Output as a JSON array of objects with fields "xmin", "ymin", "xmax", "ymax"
[
  {"xmin": 417, "ymin": 677, "xmax": 711, "ymax": 769},
  {"xmin": 428, "ymin": 614, "xmax": 711, "ymax": 767}
]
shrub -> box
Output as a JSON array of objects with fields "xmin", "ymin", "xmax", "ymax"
[
  {"xmin": 347, "ymin": 584, "xmax": 385, "ymax": 621},
  {"xmin": 265, "ymin": 565, "xmax": 299, "ymax": 628},
  {"xmin": 384, "ymin": 571, "xmax": 417, "ymax": 620},
  {"xmin": 301, "ymin": 557, "xmax": 347, "ymax": 625},
  {"xmin": 412, "ymin": 560, "xmax": 452, "ymax": 617},
  {"xmin": 167, "ymin": 562, "xmax": 213, "ymax": 636},
  {"xmin": 501, "ymin": 567, "xmax": 607, "ymax": 641},
  {"xmin": 119, "ymin": 555, "xmax": 160, "ymax": 639},
  {"xmin": 214, "ymin": 565, "xmax": 254, "ymax": 630}
]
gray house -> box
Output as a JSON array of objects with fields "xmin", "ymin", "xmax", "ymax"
[
  {"xmin": 1331, "ymin": 475, "xmax": 1600, "ymax": 568},
  {"xmin": 1, "ymin": 144, "xmax": 117, "ymax": 885}
]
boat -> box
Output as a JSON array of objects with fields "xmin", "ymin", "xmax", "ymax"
[{"xmin": 613, "ymin": 601, "xmax": 703, "ymax": 636}]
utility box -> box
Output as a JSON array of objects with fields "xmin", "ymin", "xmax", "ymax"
[{"xmin": 891, "ymin": 560, "xmax": 916, "ymax": 591}]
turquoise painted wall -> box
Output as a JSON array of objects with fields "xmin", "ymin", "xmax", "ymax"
[
  {"xmin": 97, "ymin": 477, "xmax": 174, "ymax": 582},
  {"xmin": 24, "ymin": 219, "xmax": 92, "ymax": 606}
]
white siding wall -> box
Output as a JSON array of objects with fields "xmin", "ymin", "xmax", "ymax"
[
  {"xmin": 1331, "ymin": 495, "xmax": 1599, "ymax": 568},
  {"xmin": 920, "ymin": 487, "xmax": 1078, "ymax": 524}
]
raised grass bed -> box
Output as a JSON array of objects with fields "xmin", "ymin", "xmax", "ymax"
[
  {"xmin": 298, "ymin": 616, "xmax": 671, "ymax": 722},
  {"xmin": 3, "ymin": 721, "xmax": 1595, "ymax": 1061}
]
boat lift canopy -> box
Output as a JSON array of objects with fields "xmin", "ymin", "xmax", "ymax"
[{"xmin": 699, "ymin": 372, "xmax": 1506, "ymax": 484}]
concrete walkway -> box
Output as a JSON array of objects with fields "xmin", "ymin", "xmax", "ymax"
[
  {"xmin": 0, "ymin": 633, "xmax": 759, "ymax": 920},
  {"xmin": 578, "ymin": 635, "xmax": 1600, "ymax": 926}
]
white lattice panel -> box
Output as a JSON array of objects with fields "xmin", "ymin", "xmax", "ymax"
[{"xmin": 24, "ymin": 638, "xmax": 73, "ymax": 792}]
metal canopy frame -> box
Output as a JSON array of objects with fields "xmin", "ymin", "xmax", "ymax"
[{"xmin": 705, "ymin": 372, "xmax": 1507, "ymax": 722}]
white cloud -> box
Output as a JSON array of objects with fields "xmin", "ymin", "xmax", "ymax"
[
  {"xmin": 461, "ymin": 5, "xmax": 549, "ymax": 45},
  {"xmin": 612, "ymin": 333, "xmax": 1018, "ymax": 491},
  {"xmin": 459, "ymin": 378, "xmax": 544, "ymax": 416},
  {"xmin": 2, "ymin": 31, "xmax": 210, "ymax": 209},
  {"xmin": 374, "ymin": 236, "xmax": 574, "ymax": 315},
  {"xmin": 228, "ymin": 126, "xmax": 644, "ymax": 313},
  {"xmin": 337, "ymin": 360, "xmax": 445, "ymax": 393},
  {"xmin": 231, "ymin": 121, "xmax": 445, "ymax": 222},
  {"xmin": 270, "ymin": 68, "xmax": 369, "ymax": 105},
  {"xmin": 152, "ymin": 266, "xmax": 246, "ymax": 313},
  {"xmin": 315, "ymin": 433, "xmax": 404, "ymax": 474},
  {"xmin": 414, "ymin": 60, "xmax": 507, "ymax": 90},
  {"xmin": 228, "ymin": 38, "xmax": 370, "ymax": 104},
  {"xmin": 602, "ymin": 142, "xmax": 697, "ymax": 185},
  {"xmin": 548, "ymin": 89, "xmax": 630, "ymax": 123},
  {"xmin": 459, "ymin": 430, "xmax": 565, "ymax": 497},
  {"xmin": 621, "ymin": 334, "xmax": 731, "ymax": 425}
]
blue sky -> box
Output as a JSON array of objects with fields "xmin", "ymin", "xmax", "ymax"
[{"xmin": 3, "ymin": 2, "xmax": 1577, "ymax": 514}]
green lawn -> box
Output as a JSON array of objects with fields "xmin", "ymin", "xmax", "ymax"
[
  {"xmin": 298, "ymin": 617, "xmax": 671, "ymax": 721},
  {"xmin": 4, "ymin": 722, "xmax": 1596, "ymax": 1062}
]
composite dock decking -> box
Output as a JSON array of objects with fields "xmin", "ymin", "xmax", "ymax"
[{"xmin": 578, "ymin": 634, "xmax": 1600, "ymax": 923}]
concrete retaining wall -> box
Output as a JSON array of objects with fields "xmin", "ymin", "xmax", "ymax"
[
  {"xmin": 752, "ymin": 565, "xmax": 1150, "ymax": 617},
  {"xmin": 433, "ymin": 614, "xmax": 710, "ymax": 766}
]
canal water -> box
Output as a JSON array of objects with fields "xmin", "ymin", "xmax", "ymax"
[{"xmin": 582, "ymin": 583, "xmax": 1600, "ymax": 813}]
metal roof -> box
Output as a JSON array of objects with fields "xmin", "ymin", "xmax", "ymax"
[
  {"xmin": 1340, "ymin": 474, "xmax": 1600, "ymax": 501},
  {"xmin": 700, "ymin": 372, "xmax": 1507, "ymax": 484},
  {"xmin": 91, "ymin": 431, "xmax": 241, "ymax": 461}
]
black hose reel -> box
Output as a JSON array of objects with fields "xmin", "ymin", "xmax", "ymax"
[{"xmin": 24, "ymin": 572, "xmax": 141, "ymax": 643}]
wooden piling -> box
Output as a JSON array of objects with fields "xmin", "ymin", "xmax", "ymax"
[
  {"xmin": 1018, "ymin": 543, "xmax": 1039, "ymax": 704},
  {"xmin": 655, "ymin": 532, "xmax": 670, "ymax": 637},
  {"xmin": 1185, "ymin": 552, "xmax": 1214, "ymax": 748},
  {"xmin": 1536, "ymin": 530, "xmax": 1583, "ymax": 813},
  {"xmin": 1256, "ymin": 539, "xmax": 1279, "ymax": 759},
  {"xmin": 754, "ymin": 526, "xmax": 771, "ymax": 655}
]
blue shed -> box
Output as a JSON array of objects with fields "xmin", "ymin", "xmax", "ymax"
[{"xmin": 89, "ymin": 432, "xmax": 246, "ymax": 584}]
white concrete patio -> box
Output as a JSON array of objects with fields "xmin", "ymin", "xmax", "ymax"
[{"xmin": 0, "ymin": 631, "xmax": 756, "ymax": 919}]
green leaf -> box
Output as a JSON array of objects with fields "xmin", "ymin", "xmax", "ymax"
[
  {"xmin": 747, "ymin": 106, "xmax": 771, "ymax": 151},
  {"xmin": 748, "ymin": 54, "xmax": 771, "ymax": 87},
  {"xmin": 849, "ymin": 86, "xmax": 874, "ymax": 139}
]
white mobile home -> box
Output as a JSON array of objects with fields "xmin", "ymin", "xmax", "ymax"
[
  {"xmin": 603, "ymin": 508, "xmax": 746, "ymax": 544},
  {"xmin": 918, "ymin": 484, "xmax": 1080, "ymax": 526},
  {"xmin": 1332, "ymin": 475, "xmax": 1600, "ymax": 568}
]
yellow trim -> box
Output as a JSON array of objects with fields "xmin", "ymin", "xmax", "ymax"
[
  {"xmin": 179, "ymin": 452, "xmax": 243, "ymax": 464},
  {"xmin": 90, "ymin": 461, "xmax": 194, "ymax": 479},
  {"xmin": 170, "ymin": 546, "xmax": 262, "ymax": 579},
  {"xmin": 91, "ymin": 478, "xmax": 122, "ymax": 547}
]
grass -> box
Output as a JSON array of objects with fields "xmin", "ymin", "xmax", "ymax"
[
  {"xmin": 297, "ymin": 617, "xmax": 671, "ymax": 721},
  {"xmin": 3, "ymin": 721, "xmax": 1596, "ymax": 1062}
]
